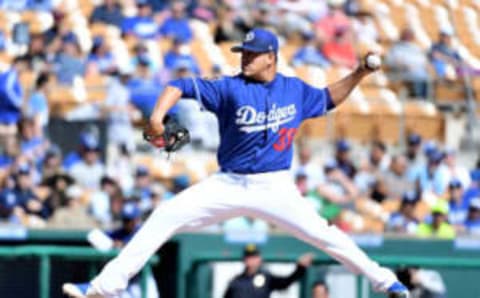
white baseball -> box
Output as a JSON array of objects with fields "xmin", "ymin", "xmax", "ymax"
[{"xmin": 366, "ymin": 54, "xmax": 381, "ymax": 69}]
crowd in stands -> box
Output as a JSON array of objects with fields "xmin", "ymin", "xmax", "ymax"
[{"xmin": 0, "ymin": 0, "xmax": 479, "ymax": 239}]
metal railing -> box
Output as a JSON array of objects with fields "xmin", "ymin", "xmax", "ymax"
[{"xmin": 0, "ymin": 245, "xmax": 158, "ymax": 298}]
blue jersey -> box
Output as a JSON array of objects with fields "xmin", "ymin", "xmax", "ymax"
[{"xmin": 169, "ymin": 73, "xmax": 334, "ymax": 174}]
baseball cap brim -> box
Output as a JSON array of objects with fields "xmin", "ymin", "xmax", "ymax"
[{"xmin": 231, "ymin": 45, "xmax": 271, "ymax": 53}]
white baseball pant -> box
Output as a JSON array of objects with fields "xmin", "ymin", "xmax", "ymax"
[{"xmin": 89, "ymin": 171, "xmax": 398, "ymax": 297}]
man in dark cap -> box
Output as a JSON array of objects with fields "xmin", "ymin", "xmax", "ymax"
[{"xmin": 224, "ymin": 244, "xmax": 313, "ymax": 298}]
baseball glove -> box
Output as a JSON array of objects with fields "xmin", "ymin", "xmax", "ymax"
[{"xmin": 143, "ymin": 116, "xmax": 190, "ymax": 152}]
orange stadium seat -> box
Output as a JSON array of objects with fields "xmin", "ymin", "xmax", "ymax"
[{"xmin": 404, "ymin": 101, "xmax": 445, "ymax": 141}]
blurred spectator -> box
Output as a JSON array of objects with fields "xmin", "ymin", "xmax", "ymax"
[
  {"xmin": 42, "ymin": 171, "xmax": 73, "ymax": 212},
  {"xmin": 417, "ymin": 200, "xmax": 455, "ymax": 239},
  {"xmin": 87, "ymin": 37, "xmax": 118, "ymax": 75},
  {"xmin": 292, "ymin": 144, "xmax": 324, "ymax": 191},
  {"xmin": 244, "ymin": 3, "xmax": 274, "ymax": 32},
  {"xmin": 382, "ymin": 155, "xmax": 415, "ymax": 200},
  {"xmin": 334, "ymin": 139, "xmax": 356, "ymax": 178},
  {"xmin": 89, "ymin": 176, "xmax": 120, "ymax": 227},
  {"xmin": 298, "ymin": 173, "xmax": 342, "ymax": 224},
  {"xmin": 122, "ymin": 0, "xmax": 158, "ymax": 40},
  {"xmin": 22, "ymin": 33, "xmax": 48, "ymax": 72},
  {"xmin": 443, "ymin": 148, "xmax": 471, "ymax": 190},
  {"xmin": 317, "ymin": 160, "xmax": 358, "ymax": 205},
  {"xmin": 192, "ymin": 0, "xmax": 216, "ymax": 23},
  {"xmin": 418, "ymin": 150, "xmax": 449, "ymax": 195},
  {"xmin": 322, "ymin": 27, "xmax": 357, "ymax": 68},
  {"xmin": 102, "ymin": 70, "xmax": 135, "ymax": 149},
  {"xmin": 464, "ymin": 198, "xmax": 480, "ymax": 236},
  {"xmin": 445, "ymin": 179, "xmax": 468, "ymax": 232},
  {"xmin": 405, "ymin": 133, "xmax": 423, "ymax": 182},
  {"xmin": 132, "ymin": 166, "xmax": 153, "ymax": 211},
  {"xmin": 314, "ymin": 0, "xmax": 351, "ymax": 41},
  {"xmin": 214, "ymin": 4, "xmax": 249, "ymax": 43},
  {"xmin": 25, "ymin": 72, "xmax": 51, "ymax": 134},
  {"xmin": 396, "ymin": 266, "xmax": 447, "ymax": 298},
  {"xmin": 369, "ymin": 141, "xmax": 390, "ymax": 172},
  {"xmin": 312, "ymin": 280, "xmax": 329, "ymax": 298},
  {"xmin": 53, "ymin": 35, "xmax": 85, "ymax": 85},
  {"xmin": 18, "ymin": 117, "xmax": 49, "ymax": 164},
  {"xmin": 90, "ymin": 0, "xmax": 125, "ymax": 28},
  {"xmin": 68, "ymin": 134, "xmax": 105, "ymax": 190},
  {"xmin": 63, "ymin": 133, "xmax": 98, "ymax": 170},
  {"xmin": 0, "ymin": 57, "xmax": 27, "ymax": 134},
  {"xmin": 386, "ymin": 191, "xmax": 419, "ymax": 234},
  {"xmin": 12, "ymin": 163, "xmax": 50, "ymax": 219},
  {"xmin": 127, "ymin": 57, "xmax": 165, "ymax": 118},
  {"xmin": 163, "ymin": 38, "xmax": 200, "ymax": 75},
  {"xmin": 429, "ymin": 29, "xmax": 461, "ymax": 80},
  {"xmin": 0, "ymin": 186, "xmax": 22, "ymax": 224},
  {"xmin": 0, "ymin": 136, "xmax": 18, "ymax": 170},
  {"xmin": 290, "ymin": 32, "xmax": 330, "ymax": 68},
  {"xmin": 223, "ymin": 245, "xmax": 313, "ymax": 298},
  {"xmin": 159, "ymin": 0, "xmax": 193, "ymax": 43},
  {"xmin": 351, "ymin": 11, "xmax": 378, "ymax": 46},
  {"xmin": 106, "ymin": 143, "xmax": 135, "ymax": 193},
  {"xmin": 109, "ymin": 202, "xmax": 141, "ymax": 247},
  {"xmin": 106, "ymin": 201, "xmax": 159, "ymax": 297},
  {"xmin": 274, "ymin": 1, "xmax": 313, "ymax": 38},
  {"xmin": 130, "ymin": 43, "xmax": 159, "ymax": 73},
  {"xmin": 48, "ymin": 184, "xmax": 98, "ymax": 229},
  {"xmin": 385, "ymin": 28, "xmax": 430, "ymax": 98},
  {"xmin": 463, "ymin": 170, "xmax": 480, "ymax": 206},
  {"xmin": 41, "ymin": 144, "xmax": 64, "ymax": 180}
]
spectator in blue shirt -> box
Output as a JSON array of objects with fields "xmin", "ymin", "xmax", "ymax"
[
  {"xmin": 405, "ymin": 133, "xmax": 423, "ymax": 182},
  {"xmin": 446, "ymin": 179, "xmax": 469, "ymax": 232},
  {"xmin": 0, "ymin": 57, "xmax": 26, "ymax": 128},
  {"xmin": 462, "ymin": 170, "xmax": 480, "ymax": 207},
  {"xmin": 26, "ymin": 72, "xmax": 51, "ymax": 134},
  {"xmin": 53, "ymin": 35, "xmax": 85, "ymax": 85},
  {"xmin": 0, "ymin": 136, "xmax": 18, "ymax": 170},
  {"xmin": 90, "ymin": 0, "xmax": 125, "ymax": 28},
  {"xmin": 159, "ymin": 0, "xmax": 193, "ymax": 43},
  {"xmin": 12, "ymin": 163, "xmax": 51, "ymax": 219},
  {"xmin": 291, "ymin": 32, "xmax": 330, "ymax": 68},
  {"xmin": 130, "ymin": 43, "xmax": 159, "ymax": 73},
  {"xmin": 334, "ymin": 139, "xmax": 357, "ymax": 179},
  {"xmin": 429, "ymin": 29, "xmax": 462, "ymax": 80},
  {"xmin": 121, "ymin": 0, "xmax": 158, "ymax": 40},
  {"xmin": 163, "ymin": 38, "xmax": 201, "ymax": 75},
  {"xmin": 387, "ymin": 191, "xmax": 419, "ymax": 235},
  {"xmin": 18, "ymin": 117, "xmax": 48, "ymax": 165},
  {"xmin": 108, "ymin": 202, "xmax": 142, "ymax": 246},
  {"xmin": 385, "ymin": 28, "xmax": 430, "ymax": 98},
  {"xmin": 418, "ymin": 150, "xmax": 449, "ymax": 195},
  {"xmin": 464, "ymin": 198, "xmax": 480, "ymax": 236},
  {"xmin": 87, "ymin": 36, "xmax": 117, "ymax": 75},
  {"xmin": 127, "ymin": 57, "xmax": 165, "ymax": 118}
]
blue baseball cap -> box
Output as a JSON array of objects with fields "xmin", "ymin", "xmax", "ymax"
[
  {"xmin": 407, "ymin": 133, "xmax": 421, "ymax": 146},
  {"xmin": 402, "ymin": 191, "xmax": 419, "ymax": 204},
  {"xmin": 122, "ymin": 203, "xmax": 141, "ymax": 220},
  {"xmin": 135, "ymin": 166, "xmax": 149, "ymax": 177},
  {"xmin": 80, "ymin": 133, "xmax": 99, "ymax": 150},
  {"xmin": 231, "ymin": 28, "xmax": 279, "ymax": 53},
  {"xmin": 336, "ymin": 139, "xmax": 350, "ymax": 152},
  {"xmin": 448, "ymin": 179, "xmax": 462, "ymax": 189}
]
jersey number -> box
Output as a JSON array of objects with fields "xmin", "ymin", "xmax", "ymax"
[{"xmin": 273, "ymin": 128, "xmax": 297, "ymax": 151}]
